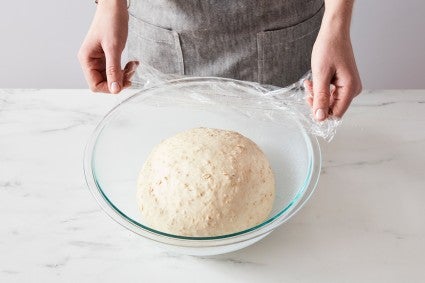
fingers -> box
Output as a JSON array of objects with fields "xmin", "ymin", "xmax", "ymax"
[
  {"xmin": 331, "ymin": 94, "xmax": 351, "ymax": 118},
  {"xmin": 117, "ymin": 61, "xmax": 139, "ymax": 89},
  {"xmin": 329, "ymin": 71, "xmax": 362, "ymax": 117},
  {"xmin": 105, "ymin": 49, "xmax": 124, "ymax": 94},
  {"xmin": 304, "ymin": 80, "xmax": 314, "ymax": 107},
  {"xmin": 124, "ymin": 61, "xmax": 139, "ymax": 74},
  {"xmin": 78, "ymin": 47, "xmax": 109, "ymax": 93},
  {"xmin": 123, "ymin": 80, "xmax": 132, "ymax": 88},
  {"xmin": 123, "ymin": 61, "xmax": 139, "ymax": 87},
  {"xmin": 312, "ymin": 72, "xmax": 332, "ymax": 121},
  {"xmin": 331, "ymin": 84, "xmax": 357, "ymax": 118},
  {"xmin": 306, "ymin": 80, "xmax": 359, "ymax": 119},
  {"xmin": 78, "ymin": 46, "xmax": 138, "ymax": 93},
  {"xmin": 87, "ymin": 73, "xmax": 109, "ymax": 93}
]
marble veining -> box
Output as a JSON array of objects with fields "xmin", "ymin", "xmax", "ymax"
[{"xmin": 0, "ymin": 89, "xmax": 424, "ymax": 283}]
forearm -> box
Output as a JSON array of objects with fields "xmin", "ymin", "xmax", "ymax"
[{"xmin": 322, "ymin": 0, "xmax": 354, "ymax": 36}]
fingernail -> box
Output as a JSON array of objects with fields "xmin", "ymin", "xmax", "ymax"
[
  {"xmin": 111, "ymin": 82, "xmax": 120, "ymax": 93},
  {"xmin": 315, "ymin": 108, "xmax": 326, "ymax": 121}
]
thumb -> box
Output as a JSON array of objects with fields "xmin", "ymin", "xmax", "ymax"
[
  {"xmin": 312, "ymin": 72, "xmax": 332, "ymax": 121},
  {"xmin": 105, "ymin": 49, "xmax": 123, "ymax": 94}
]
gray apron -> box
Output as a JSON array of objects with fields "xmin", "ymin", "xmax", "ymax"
[{"xmin": 127, "ymin": 0, "xmax": 324, "ymax": 87}]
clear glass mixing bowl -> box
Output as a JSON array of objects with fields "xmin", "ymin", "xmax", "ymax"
[{"xmin": 83, "ymin": 77, "xmax": 321, "ymax": 256}]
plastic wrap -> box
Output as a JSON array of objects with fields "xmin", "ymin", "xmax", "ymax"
[{"xmin": 130, "ymin": 63, "xmax": 341, "ymax": 142}]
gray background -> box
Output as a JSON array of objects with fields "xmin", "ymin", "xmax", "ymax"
[{"xmin": 0, "ymin": 0, "xmax": 424, "ymax": 89}]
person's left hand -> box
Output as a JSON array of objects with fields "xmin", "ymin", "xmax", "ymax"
[{"xmin": 305, "ymin": 25, "xmax": 362, "ymax": 121}]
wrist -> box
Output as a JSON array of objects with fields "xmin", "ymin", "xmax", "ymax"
[
  {"xmin": 96, "ymin": 0, "xmax": 128, "ymax": 9},
  {"xmin": 322, "ymin": 0, "xmax": 354, "ymax": 35},
  {"xmin": 322, "ymin": 14, "xmax": 351, "ymax": 35}
]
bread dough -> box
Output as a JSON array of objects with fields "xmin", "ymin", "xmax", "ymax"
[{"xmin": 137, "ymin": 127, "xmax": 275, "ymax": 237}]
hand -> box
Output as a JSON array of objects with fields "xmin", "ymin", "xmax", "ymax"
[
  {"xmin": 305, "ymin": 5, "xmax": 362, "ymax": 121},
  {"xmin": 78, "ymin": 0, "xmax": 138, "ymax": 94}
]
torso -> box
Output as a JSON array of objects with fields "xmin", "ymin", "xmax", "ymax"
[{"xmin": 127, "ymin": 0, "xmax": 324, "ymax": 86}]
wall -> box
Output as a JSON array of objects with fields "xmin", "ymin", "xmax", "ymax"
[
  {"xmin": 0, "ymin": 0, "xmax": 424, "ymax": 89},
  {"xmin": 351, "ymin": 0, "xmax": 425, "ymax": 88}
]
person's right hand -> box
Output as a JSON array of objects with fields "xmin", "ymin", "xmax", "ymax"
[{"xmin": 78, "ymin": 0, "xmax": 138, "ymax": 94}]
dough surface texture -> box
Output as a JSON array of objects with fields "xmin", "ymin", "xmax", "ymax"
[{"xmin": 137, "ymin": 127, "xmax": 275, "ymax": 237}]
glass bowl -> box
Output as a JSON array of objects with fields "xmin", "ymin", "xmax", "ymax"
[{"xmin": 83, "ymin": 77, "xmax": 321, "ymax": 256}]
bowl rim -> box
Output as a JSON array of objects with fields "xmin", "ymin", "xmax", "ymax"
[{"xmin": 83, "ymin": 76, "xmax": 321, "ymax": 247}]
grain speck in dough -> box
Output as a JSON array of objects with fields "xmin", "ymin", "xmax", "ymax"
[{"xmin": 137, "ymin": 127, "xmax": 275, "ymax": 237}]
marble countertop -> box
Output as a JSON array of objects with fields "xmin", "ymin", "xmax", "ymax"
[{"xmin": 0, "ymin": 89, "xmax": 424, "ymax": 282}]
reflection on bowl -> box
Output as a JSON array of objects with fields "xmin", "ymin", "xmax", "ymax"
[{"xmin": 84, "ymin": 77, "xmax": 321, "ymax": 256}]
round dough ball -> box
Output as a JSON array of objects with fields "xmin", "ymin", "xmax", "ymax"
[{"xmin": 137, "ymin": 127, "xmax": 275, "ymax": 237}]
